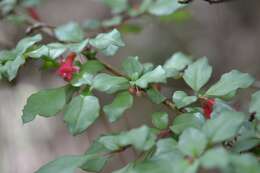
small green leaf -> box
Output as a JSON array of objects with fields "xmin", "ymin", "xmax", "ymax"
[
  {"xmin": 22, "ymin": 86, "xmax": 69, "ymax": 124},
  {"xmin": 71, "ymin": 60, "xmax": 104, "ymax": 87},
  {"xmin": 102, "ymin": 16, "xmax": 122, "ymax": 27},
  {"xmin": 200, "ymin": 147, "xmax": 229, "ymax": 169},
  {"xmin": 163, "ymin": 52, "xmax": 191, "ymax": 78},
  {"xmin": 103, "ymin": 91, "xmax": 133, "ymax": 122},
  {"xmin": 28, "ymin": 43, "xmax": 66, "ymax": 59},
  {"xmin": 0, "ymin": 34, "xmax": 42, "ymax": 81},
  {"xmin": 101, "ymin": 0, "xmax": 128, "ymax": 14},
  {"xmin": 172, "ymin": 91, "xmax": 197, "ymax": 109},
  {"xmin": 146, "ymin": 88, "xmax": 166, "ymax": 104},
  {"xmin": 151, "ymin": 112, "xmax": 168, "ymax": 130},
  {"xmin": 35, "ymin": 155, "xmax": 87, "ymax": 173},
  {"xmin": 205, "ymin": 70, "xmax": 254, "ymax": 97},
  {"xmin": 92, "ymin": 73, "xmax": 129, "ymax": 94},
  {"xmin": 98, "ymin": 125, "xmax": 156, "ymax": 151},
  {"xmin": 143, "ymin": 62, "xmax": 154, "ymax": 73},
  {"xmin": 71, "ymin": 73, "xmax": 94, "ymax": 87},
  {"xmin": 202, "ymin": 110, "xmax": 245, "ymax": 143},
  {"xmin": 54, "ymin": 22, "xmax": 85, "ymax": 42},
  {"xmin": 170, "ymin": 113, "xmax": 205, "ymax": 134},
  {"xmin": 183, "ymin": 57, "xmax": 212, "ymax": 92},
  {"xmin": 178, "ymin": 128, "xmax": 208, "ymax": 157},
  {"xmin": 15, "ymin": 34, "xmax": 42, "ymax": 53},
  {"xmin": 249, "ymin": 91, "xmax": 260, "ymax": 120},
  {"xmin": 148, "ymin": 0, "xmax": 185, "ymax": 16},
  {"xmin": 67, "ymin": 39, "xmax": 89, "ymax": 53},
  {"xmin": 122, "ymin": 56, "xmax": 143, "ymax": 80},
  {"xmin": 64, "ymin": 95, "xmax": 100, "ymax": 135},
  {"xmin": 90, "ymin": 29, "xmax": 125, "ymax": 56},
  {"xmin": 81, "ymin": 140, "xmax": 110, "ymax": 172},
  {"xmin": 230, "ymin": 154, "xmax": 260, "ymax": 173},
  {"xmin": 134, "ymin": 65, "xmax": 166, "ymax": 88}
]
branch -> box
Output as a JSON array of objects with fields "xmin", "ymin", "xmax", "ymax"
[{"xmin": 14, "ymin": 8, "xmax": 183, "ymax": 114}]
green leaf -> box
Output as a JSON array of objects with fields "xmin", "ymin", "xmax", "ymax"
[
  {"xmin": 92, "ymin": 73, "xmax": 129, "ymax": 94},
  {"xmin": 163, "ymin": 52, "xmax": 192, "ymax": 78},
  {"xmin": 134, "ymin": 65, "xmax": 166, "ymax": 88},
  {"xmin": 67, "ymin": 39, "xmax": 89, "ymax": 53},
  {"xmin": 200, "ymin": 147, "xmax": 229, "ymax": 169},
  {"xmin": 35, "ymin": 155, "xmax": 86, "ymax": 173},
  {"xmin": 81, "ymin": 61, "xmax": 104, "ymax": 74},
  {"xmin": 28, "ymin": 43, "xmax": 66, "ymax": 59},
  {"xmin": 170, "ymin": 113, "xmax": 205, "ymax": 134},
  {"xmin": 151, "ymin": 112, "xmax": 168, "ymax": 130},
  {"xmin": 22, "ymin": 86, "xmax": 69, "ymax": 124},
  {"xmin": 143, "ymin": 62, "xmax": 154, "ymax": 73},
  {"xmin": 2, "ymin": 54, "xmax": 25, "ymax": 81},
  {"xmin": 183, "ymin": 57, "xmax": 212, "ymax": 92},
  {"xmin": 103, "ymin": 91, "xmax": 133, "ymax": 122},
  {"xmin": 205, "ymin": 70, "xmax": 254, "ymax": 97},
  {"xmin": 71, "ymin": 60, "xmax": 104, "ymax": 87},
  {"xmin": 230, "ymin": 154, "xmax": 260, "ymax": 173},
  {"xmin": 0, "ymin": 34, "xmax": 42, "ymax": 81},
  {"xmin": 81, "ymin": 140, "xmax": 110, "ymax": 172},
  {"xmin": 16, "ymin": 34, "xmax": 42, "ymax": 53},
  {"xmin": 152, "ymin": 138, "xmax": 179, "ymax": 160},
  {"xmin": 249, "ymin": 91, "xmax": 260, "ymax": 120},
  {"xmin": 148, "ymin": 0, "xmax": 185, "ymax": 16},
  {"xmin": 122, "ymin": 56, "xmax": 143, "ymax": 80},
  {"xmin": 101, "ymin": 0, "xmax": 128, "ymax": 14},
  {"xmin": 202, "ymin": 110, "xmax": 245, "ymax": 143},
  {"xmin": 146, "ymin": 88, "xmax": 166, "ymax": 104},
  {"xmin": 90, "ymin": 29, "xmax": 125, "ymax": 56},
  {"xmin": 54, "ymin": 22, "xmax": 85, "ymax": 42},
  {"xmin": 102, "ymin": 16, "xmax": 122, "ymax": 27},
  {"xmin": 172, "ymin": 91, "xmax": 197, "ymax": 109},
  {"xmin": 231, "ymin": 121, "xmax": 260, "ymax": 152},
  {"xmin": 64, "ymin": 95, "xmax": 100, "ymax": 135},
  {"xmin": 178, "ymin": 128, "xmax": 208, "ymax": 157},
  {"xmin": 210, "ymin": 98, "xmax": 234, "ymax": 119},
  {"xmin": 98, "ymin": 125, "xmax": 156, "ymax": 151}
]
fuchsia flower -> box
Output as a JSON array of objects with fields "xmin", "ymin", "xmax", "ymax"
[
  {"xmin": 202, "ymin": 98, "xmax": 215, "ymax": 119},
  {"xmin": 26, "ymin": 7, "xmax": 41, "ymax": 21},
  {"xmin": 58, "ymin": 52, "xmax": 79, "ymax": 81}
]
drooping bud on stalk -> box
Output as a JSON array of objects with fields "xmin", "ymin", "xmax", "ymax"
[{"xmin": 57, "ymin": 52, "xmax": 79, "ymax": 81}]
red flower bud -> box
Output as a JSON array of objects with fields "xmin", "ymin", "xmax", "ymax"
[
  {"xmin": 58, "ymin": 52, "xmax": 79, "ymax": 81},
  {"xmin": 26, "ymin": 7, "xmax": 41, "ymax": 21},
  {"xmin": 202, "ymin": 98, "xmax": 215, "ymax": 119}
]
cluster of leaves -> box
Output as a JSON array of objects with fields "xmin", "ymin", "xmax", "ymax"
[{"xmin": 0, "ymin": 0, "xmax": 259, "ymax": 173}]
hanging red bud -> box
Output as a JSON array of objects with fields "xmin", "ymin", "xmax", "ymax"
[
  {"xmin": 58, "ymin": 52, "xmax": 79, "ymax": 81},
  {"xmin": 26, "ymin": 7, "xmax": 41, "ymax": 21},
  {"xmin": 202, "ymin": 98, "xmax": 215, "ymax": 119}
]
